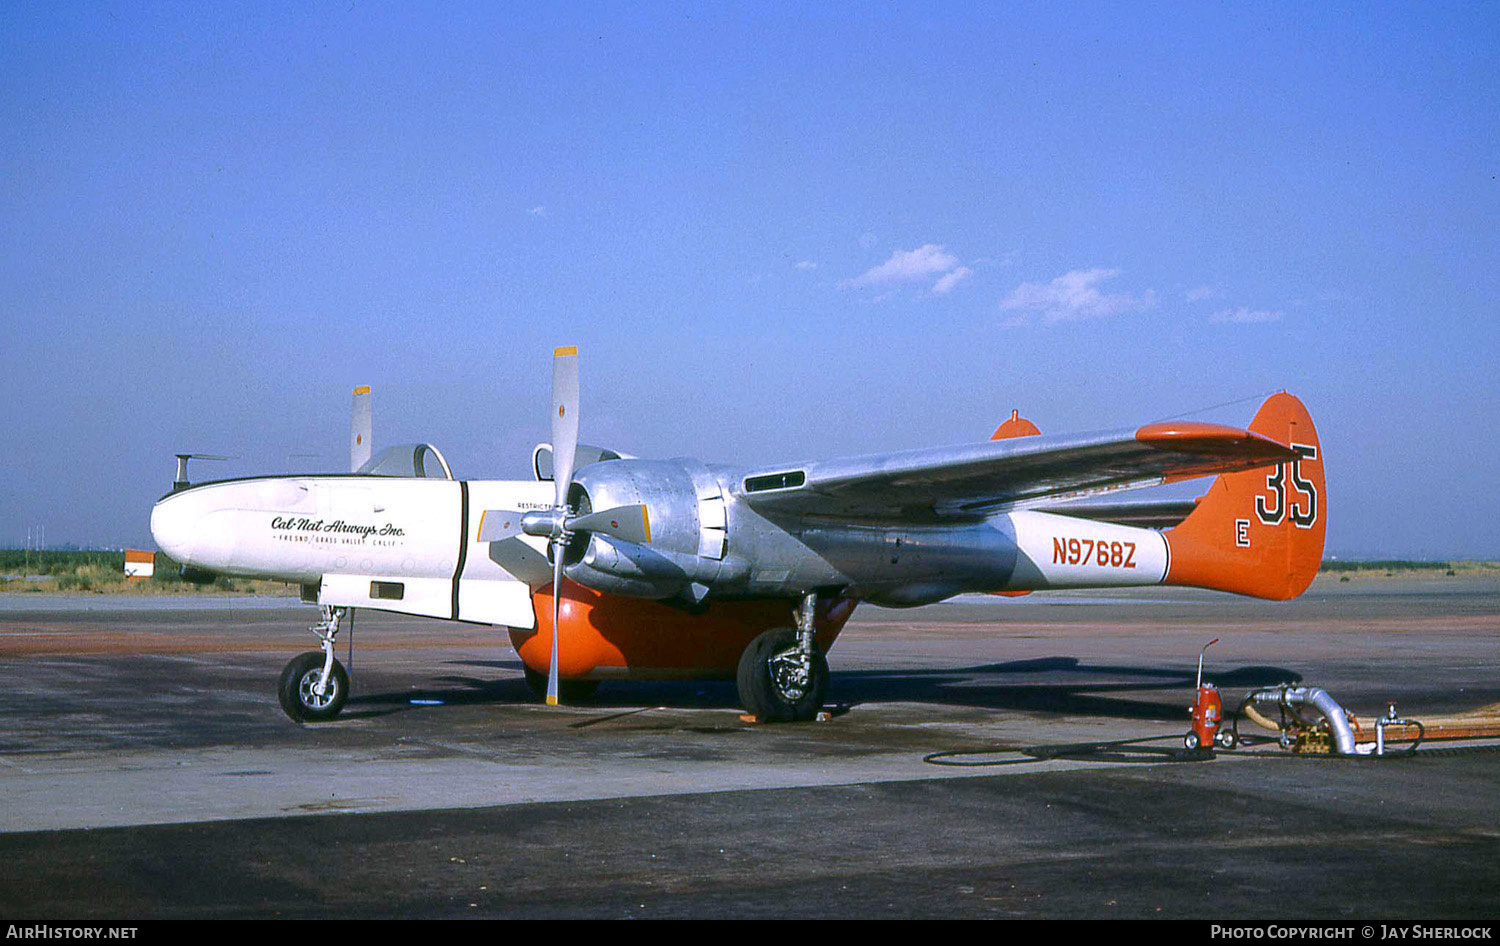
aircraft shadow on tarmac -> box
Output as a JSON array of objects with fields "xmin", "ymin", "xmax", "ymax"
[{"xmin": 343, "ymin": 657, "xmax": 1302, "ymax": 724}]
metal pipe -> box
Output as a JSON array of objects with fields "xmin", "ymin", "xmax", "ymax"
[
  {"xmin": 1249, "ymin": 685, "xmax": 1358, "ymax": 755},
  {"xmin": 1375, "ymin": 703, "xmax": 1424, "ymax": 756}
]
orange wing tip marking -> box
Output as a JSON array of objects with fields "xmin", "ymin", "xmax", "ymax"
[
  {"xmin": 352, "ymin": 385, "xmax": 370, "ymax": 395},
  {"xmin": 554, "ymin": 345, "xmax": 578, "ymax": 357},
  {"xmin": 1135, "ymin": 421, "xmax": 1295, "ymax": 459},
  {"xmin": 641, "ymin": 506, "xmax": 652, "ymax": 543}
]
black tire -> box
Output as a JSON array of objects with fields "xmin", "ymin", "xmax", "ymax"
[
  {"xmin": 736, "ymin": 628, "xmax": 829, "ymax": 723},
  {"xmin": 277, "ymin": 651, "xmax": 349, "ymax": 723},
  {"xmin": 1184, "ymin": 732, "xmax": 1200, "ymax": 750},
  {"xmin": 521, "ymin": 666, "xmax": 599, "ymax": 703},
  {"xmin": 1216, "ymin": 729, "xmax": 1239, "ymax": 750}
]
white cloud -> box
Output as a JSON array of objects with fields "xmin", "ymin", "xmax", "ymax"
[
  {"xmin": 998, "ymin": 268, "xmax": 1156, "ymax": 324},
  {"xmin": 795, "ymin": 260, "xmax": 817, "ymax": 271},
  {"xmin": 931, "ymin": 266, "xmax": 973, "ymax": 295},
  {"xmin": 841, "ymin": 244, "xmax": 961, "ymax": 291},
  {"xmin": 1185, "ymin": 285, "xmax": 1215, "ymax": 302},
  {"xmin": 1210, "ymin": 307, "xmax": 1283, "ymax": 324},
  {"xmin": 528, "ymin": 206, "xmax": 547, "ymax": 217}
]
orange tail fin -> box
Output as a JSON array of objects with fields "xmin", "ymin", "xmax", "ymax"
[
  {"xmin": 991, "ymin": 409, "xmax": 1040, "ymax": 441},
  {"xmin": 1163, "ymin": 392, "xmax": 1326, "ymax": 600},
  {"xmin": 992, "ymin": 410, "xmax": 1041, "ymax": 594}
]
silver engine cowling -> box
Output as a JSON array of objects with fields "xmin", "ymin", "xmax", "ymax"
[{"xmin": 563, "ymin": 458, "xmax": 734, "ymax": 600}]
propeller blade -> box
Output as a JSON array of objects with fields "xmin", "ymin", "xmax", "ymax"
[
  {"xmin": 172, "ymin": 453, "xmax": 232, "ymax": 490},
  {"xmin": 551, "ymin": 346, "xmax": 579, "ymax": 509},
  {"xmin": 548, "ymin": 543, "xmax": 563, "ymax": 706},
  {"xmin": 476, "ymin": 509, "xmax": 525, "ymax": 543},
  {"xmin": 545, "ymin": 345, "xmax": 579, "ymax": 708},
  {"xmin": 350, "ymin": 385, "xmax": 372, "ymax": 472},
  {"xmin": 567, "ymin": 504, "xmax": 652, "ymax": 545}
]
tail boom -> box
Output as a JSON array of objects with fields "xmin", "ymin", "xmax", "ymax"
[{"xmin": 992, "ymin": 392, "xmax": 1325, "ymax": 601}]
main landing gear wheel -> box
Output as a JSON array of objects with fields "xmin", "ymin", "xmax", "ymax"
[
  {"xmin": 736, "ymin": 627, "xmax": 829, "ymax": 723},
  {"xmin": 278, "ymin": 651, "xmax": 349, "ymax": 723},
  {"xmin": 522, "ymin": 666, "xmax": 599, "ymax": 703}
]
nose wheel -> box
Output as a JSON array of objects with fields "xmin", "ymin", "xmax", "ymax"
[
  {"xmin": 278, "ymin": 606, "xmax": 351, "ymax": 722},
  {"xmin": 278, "ymin": 651, "xmax": 349, "ymax": 722}
]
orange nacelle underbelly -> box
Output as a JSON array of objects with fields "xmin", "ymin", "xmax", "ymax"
[{"xmin": 509, "ymin": 583, "xmax": 857, "ymax": 680}]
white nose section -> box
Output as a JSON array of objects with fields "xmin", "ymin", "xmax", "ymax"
[{"xmin": 150, "ymin": 493, "xmax": 199, "ymax": 566}]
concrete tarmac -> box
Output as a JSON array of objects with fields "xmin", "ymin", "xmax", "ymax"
[{"xmin": 1, "ymin": 577, "xmax": 1497, "ymax": 919}]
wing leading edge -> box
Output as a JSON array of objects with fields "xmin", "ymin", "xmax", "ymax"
[{"xmin": 737, "ymin": 421, "xmax": 1297, "ymax": 521}]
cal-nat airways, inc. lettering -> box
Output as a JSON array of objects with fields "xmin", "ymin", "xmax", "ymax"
[{"xmin": 270, "ymin": 517, "xmax": 405, "ymax": 538}]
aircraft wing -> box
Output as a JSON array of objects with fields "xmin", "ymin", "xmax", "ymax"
[{"xmin": 737, "ymin": 421, "xmax": 1297, "ymax": 521}]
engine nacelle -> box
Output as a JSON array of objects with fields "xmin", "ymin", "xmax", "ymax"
[
  {"xmin": 568, "ymin": 534, "xmax": 721, "ymax": 599},
  {"xmin": 563, "ymin": 458, "xmax": 729, "ymax": 600}
]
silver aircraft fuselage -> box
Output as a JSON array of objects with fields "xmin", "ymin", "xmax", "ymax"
[{"xmin": 152, "ymin": 455, "xmax": 1168, "ymax": 624}]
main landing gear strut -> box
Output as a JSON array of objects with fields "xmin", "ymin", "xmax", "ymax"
[
  {"xmin": 278, "ymin": 605, "xmax": 351, "ymax": 722},
  {"xmin": 736, "ymin": 592, "xmax": 830, "ymax": 723}
]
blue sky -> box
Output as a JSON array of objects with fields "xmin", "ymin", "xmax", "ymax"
[{"xmin": 1, "ymin": 2, "xmax": 1496, "ymax": 558}]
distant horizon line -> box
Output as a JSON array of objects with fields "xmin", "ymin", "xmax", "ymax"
[{"xmin": 5, "ymin": 545, "xmax": 1499, "ymax": 566}]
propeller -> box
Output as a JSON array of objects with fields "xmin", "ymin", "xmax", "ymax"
[
  {"xmin": 172, "ymin": 453, "xmax": 233, "ymax": 491},
  {"xmin": 544, "ymin": 346, "xmax": 577, "ymax": 706},
  {"xmin": 475, "ymin": 347, "xmax": 651, "ymax": 706}
]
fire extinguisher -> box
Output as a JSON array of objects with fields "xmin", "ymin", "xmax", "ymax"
[{"xmin": 1185, "ymin": 638, "xmax": 1237, "ymax": 750}]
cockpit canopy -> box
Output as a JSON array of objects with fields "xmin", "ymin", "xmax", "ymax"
[{"xmin": 355, "ymin": 443, "xmax": 454, "ymax": 480}]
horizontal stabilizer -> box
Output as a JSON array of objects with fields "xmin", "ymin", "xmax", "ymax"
[{"xmin": 1039, "ymin": 498, "xmax": 1199, "ymax": 529}]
